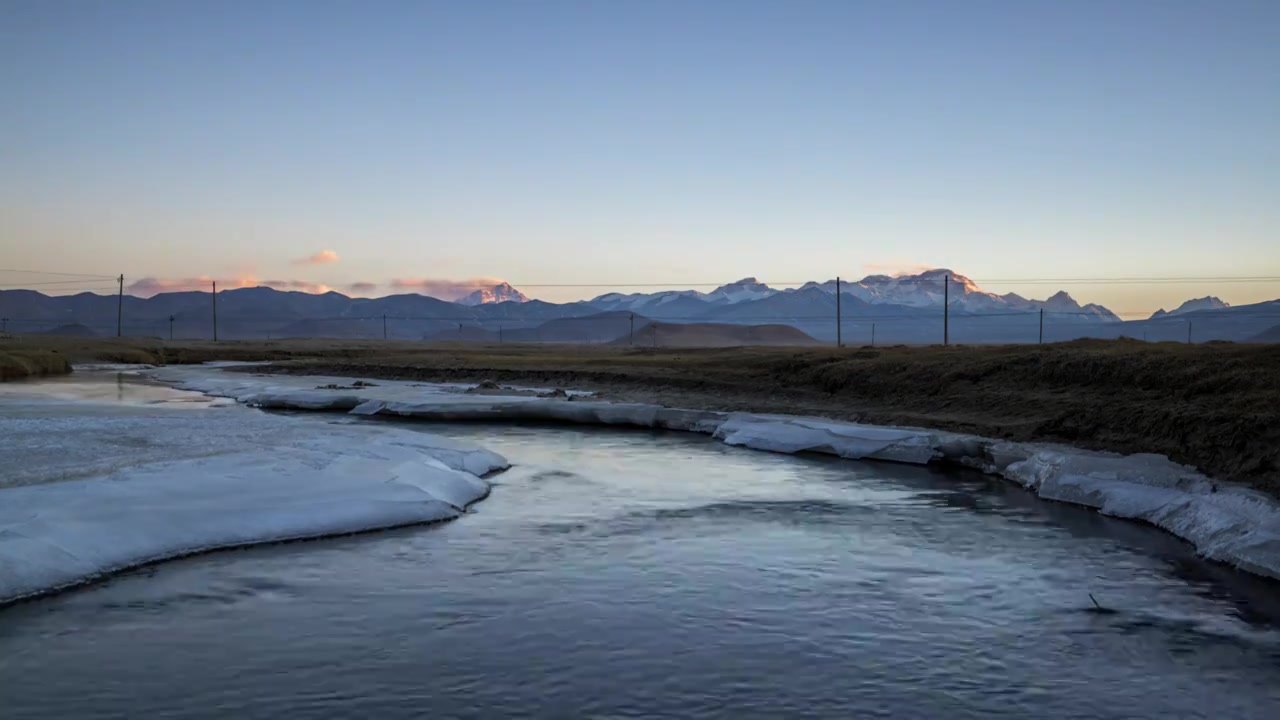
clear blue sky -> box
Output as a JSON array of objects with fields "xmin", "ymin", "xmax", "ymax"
[{"xmin": 2, "ymin": 0, "xmax": 1277, "ymax": 314}]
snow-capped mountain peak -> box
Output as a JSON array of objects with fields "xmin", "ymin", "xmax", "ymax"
[
  {"xmin": 1041, "ymin": 290, "xmax": 1078, "ymax": 310},
  {"xmin": 455, "ymin": 282, "xmax": 530, "ymax": 306},
  {"xmin": 580, "ymin": 268, "xmax": 1122, "ymax": 322},
  {"xmin": 705, "ymin": 278, "xmax": 778, "ymax": 304},
  {"xmin": 588, "ymin": 289, "xmax": 706, "ymax": 312},
  {"xmin": 806, "ymin": 268, "xmax": 1001, "ymax": 310},
  {"xmin": 1149, "ymin": 296, "xmax": 1230, "ymax": 319}
]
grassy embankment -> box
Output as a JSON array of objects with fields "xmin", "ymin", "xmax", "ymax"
[
  {"xmin": 0, "ymin": 349, "xmax": 72, "ymax": 381},
  {"xmin": 3, "ymin": 335, "xmax": 1277, "ymax": 497}
]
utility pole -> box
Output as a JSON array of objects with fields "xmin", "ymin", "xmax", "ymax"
[
  {"xmin": 835, "ymin": 276, "xmax": 842, "ymax": 348},
  {"xmin": 212, "ymin": 281, "xmax": 218, "ymax": 341},
  {"xmin": 498, "ymin": 324, "xmax": 503, "ymax": 344},
  {"xmin": 169, "ymin": 315, "xmax": 175, "ymax": 340},
  {"xmin": 1, "ymin": 317, "xmax": 8, "ymax": 333},
  {"xmin": 1039, "ymin": 308, "xmax": 1044, "ymax": 344},
  {"xmin": 943, "ymin": 274, "xmax": 949, "ymax": 346},
  {"xmin": 382, "ymin": 313, "xmax": 388, "ymax": 340},
  {"xmin": 116, "ymin": 274, "xmax": 124, "ymax": 337},
  {"xmin": 458, "ymin": 322, "xmax": 463, "ymax": 341},
  {"xmin": 629, "ymin": 313, "xmax": 635, "ymax": 345},
  {"xmin": 1187, "ymin": 321, "xmax": 1193, "ymax": 344},
  {"xmin": 871, "ymin": 322, "xmax": 876, "ymax": 348}
]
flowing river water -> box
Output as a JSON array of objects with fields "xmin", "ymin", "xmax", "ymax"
[{"xmin": 1, "ymin": 372, "xmax": 1279, "ymax": 718}]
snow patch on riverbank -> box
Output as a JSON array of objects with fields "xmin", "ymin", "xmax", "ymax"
[
  {"xmin": 998, "ymin": 449, "xmax": 1280, "ymax": 579},
  {"xmin": 144, "ymin": 366, "xmax": 1280, "ymax": 580},
  {"xmin": 0, "ymin": 405, "xmax": 507, "ymax": 604}
]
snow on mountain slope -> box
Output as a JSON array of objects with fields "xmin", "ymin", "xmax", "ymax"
[
  {"xmin": 1150, "ymin": 296, "xmax": 1231, "ymax": 319},
  {"xmin": 585, "ymin": 270, "xmax": 1122, "ymax": 321},
  {"xmin": 456, "ymin": 282, "xmax": 530, "ymax": 306},
  {"xmin": 795, "ymin": 270, "xmax": 1120, "ymax": 320},
  {"xmin": 589, "ymin": 290, "xmax": 708, "ymax": 313},
  {"xmin": 704, "ymin": 278, "xmax": 779, "ymax": 304}
]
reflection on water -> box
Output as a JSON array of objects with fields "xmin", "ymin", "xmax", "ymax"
[
  {"xmin": 0, "ymin": 369, "xmax": 233, "ymax": 408},
  {"xmin": 2, "ymin": 390, "xmax": 1280, "ymax": 718}
]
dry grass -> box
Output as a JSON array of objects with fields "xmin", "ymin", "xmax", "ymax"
[
  {"xmin": 5, "ymin": 335, "xmax": 1279, "ymax": 496},
  {"xmin": 0, "ymin": 349, "xmax": 73, "ymax": 380},
  {"xmin": 619, "ymin": 322, "xmax": 820, "ymax": 347}
]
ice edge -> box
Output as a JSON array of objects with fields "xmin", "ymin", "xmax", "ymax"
[
  {"xmin": 152, "ymin": 368, "xmax": 1280, "ymax": 582},
  {"xmin": 0, "ymin": 408, "xmax": 509, "ymax": 606}
]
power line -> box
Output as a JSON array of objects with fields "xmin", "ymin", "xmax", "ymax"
[
  {"xmin": 0, "ymin": 287, "xmax": 121, "ymax": 293},
  {"xmin": 0, "ymin": 279, "xmax": 127, "ymax": 287},
  {"xmin": 0, "ymin": 268, "xmax": 117, "ymax": 279}
]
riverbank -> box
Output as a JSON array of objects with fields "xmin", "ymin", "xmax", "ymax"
[
  {"xmin": 247, "ymin": 340, "xmax": 1279, "ymax": 500},
  {"xmin": 5, "ymin": 336, "xmax": 1277, "ymax": 498},
  {"xmin": 0, "ymin": 349, "xmax": 72, "ymax": 380},
  {"xmin": 149, "ymin": 364, "xmax": 1280, "ymax": 580}
]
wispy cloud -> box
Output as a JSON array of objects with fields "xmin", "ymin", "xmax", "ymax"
[
  {"xmin": 861, "ymin": 261, "xmax": 937, "ymax": 278},
  {"xmin": 347, "ymin": 281, "xmax": 379, "ymax": 296},
  {"xmin": 263, "ymin": 279, "xmax": 335, "ymax": 294},
  {"xmin": 127, "ymin": 276, "xmax": 333, "ymax": 297},
  {"xmin": 389, "ymin": 277, "xmax": 508, "ymax": 301},
  {"xmin": 292, "ymin": 249, "xmax": 340, "ymax": 266}
]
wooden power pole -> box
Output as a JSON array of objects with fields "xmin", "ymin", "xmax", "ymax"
[
  {"xmin": 835, "ymin": 276, "xmax": 842, "ymax": 347},
  {"xmin": 212, "ymin": 281, "xmax": 218, "ymax": 341},
  {"xmin": 943, "ymin": 274, "xmax": 949, "ymax": 346}
]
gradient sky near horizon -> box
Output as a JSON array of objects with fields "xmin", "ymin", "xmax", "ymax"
[{"xmin": 2, "ymin": 0, "xmax": 1278, "ymax": 316}]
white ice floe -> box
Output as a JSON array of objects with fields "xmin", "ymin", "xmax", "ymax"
[
  {"xmin": 142, "ymin": 365, "xmax": 1280, "ymax": 580},
  {"xmin": 0, "ymin": 404, "xmax": 507, "ymax": 604},
  {"xmin": 713, "ymin": 415, "xmax": 951, "ymax": 465},
  {"xmin": 998, "ymin": 449, "xmax": 1280, "ymax": 580}
]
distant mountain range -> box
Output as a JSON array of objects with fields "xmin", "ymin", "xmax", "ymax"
[
  {"xmin": 589, "ymin": 269, "xmax": 1120, "ymax": 320},
  {"xmin": 2, "ymin": 269, "xmax": 1277, "ymax": 345}
]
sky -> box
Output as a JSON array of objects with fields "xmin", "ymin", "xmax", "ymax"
[{"xmin": 2, "ymin": 0, "xmax": 1278, "ymax": 317}]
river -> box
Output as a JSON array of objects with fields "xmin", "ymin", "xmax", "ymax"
[{"xmin": 2, "ymin": 371, "xmax": 1279, "ymax": 718}]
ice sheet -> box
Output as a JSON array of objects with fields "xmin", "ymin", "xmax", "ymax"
[{"xmin": 0, "ymin": 401, "xmax": 507, "ymax": 604}]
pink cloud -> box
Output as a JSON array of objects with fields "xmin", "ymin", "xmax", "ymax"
[
  {"xmin": 292, "ymin": 249, "xmax": 340, "ymax": 265},
  {"xmin": 389, "ymin": 277, "xmax": 508, "ymax": 301},
  {"xmin": 127, "ymin": 276, "xmax": 333, "ymax": 297},
  {"xmin": 125, "ymin": 276, "xmax": 515, "ymax": 300},
  {"xmin": 262, "ymin": 279, "xmax": 335, "ymax": 294}
]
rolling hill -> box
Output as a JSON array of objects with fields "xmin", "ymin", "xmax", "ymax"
[{"xmin": 616, "ymin": 322, "xmax": 821, "ymax": 347}]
